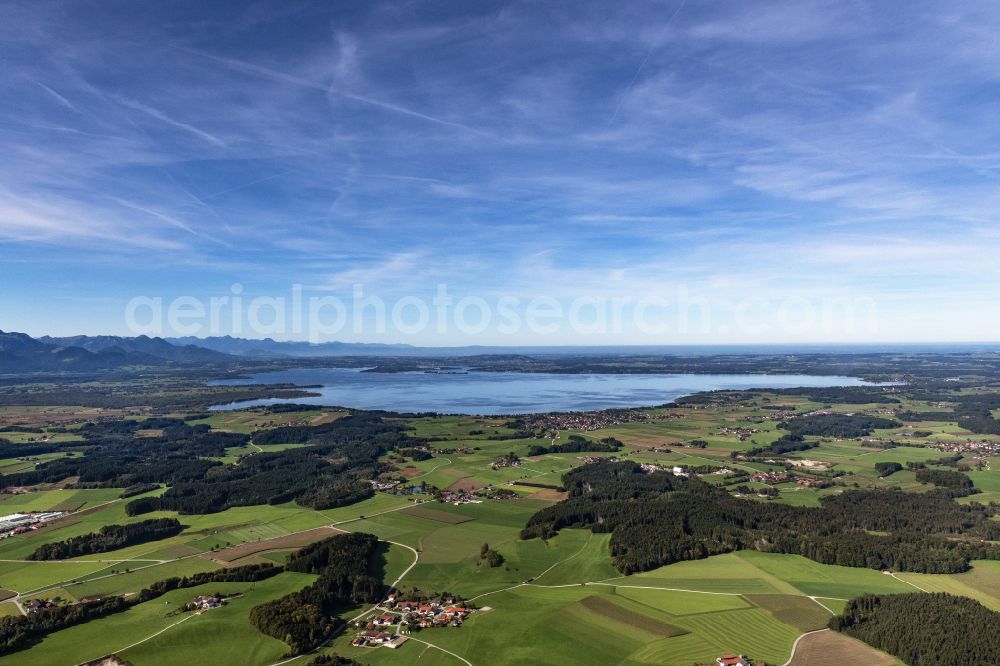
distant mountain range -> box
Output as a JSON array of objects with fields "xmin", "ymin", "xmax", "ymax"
[
  {"xmin": 0, "ymin": 331, "xmax": 231, "ymax": 373},
  {"xmin": 40, "ymin": 335, "xmax": 230, "ymax": 363},
  {"xmin": 166, "ymin": 335, "xmax": 415, "ymax": 357},
  {"xmin": 6, "ymin": 330, "xmax": 998, "ymax": 374},
  {"xmin": 0, "ymin": 331, "xmax": 424, "ymax": 374},
  {"xmin": 164, "ymin": 338, "xmax": 1000, "ymax": 358}
]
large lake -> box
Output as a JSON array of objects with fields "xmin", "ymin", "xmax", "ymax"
[{"xmin": 209, "ymin": 368, "xmax": 876, "ymax": 415}]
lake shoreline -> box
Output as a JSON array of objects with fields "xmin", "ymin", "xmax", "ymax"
[{"xmin": 208, "ymin": 367, "xmax": 882, "ymax": 416}]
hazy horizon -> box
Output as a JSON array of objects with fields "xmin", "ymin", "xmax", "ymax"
[{"xmin": 15, "ymin": 329, "xmax": 1000, "ymax": 355}]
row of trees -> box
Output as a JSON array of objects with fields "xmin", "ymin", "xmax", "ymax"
[
  {"xmin": 27, "ymin": 518, "xmax": 182, "ymax": 560},
  {"xmin": 0, "ymin": 563, "xmax": 279, "ymax": 655},
  {"xmin": 0, "ymin": 597, "xmax": 130, "ymax": 655},
  {"xmin": 0, "ymin": 438, "xmax": 63, "ymax": 458}
]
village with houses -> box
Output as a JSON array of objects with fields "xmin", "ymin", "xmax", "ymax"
[
  {"xmin": 367, "ymin": 467, "xmax": 522, "ymax": 507},
  {"xmin": 351, "ymin": 594, "xmax": 480, "ymax": 649},
  {"xmin": 933, "ymin": 438, "xmax": 1000, "ymax": 457},
  {"xmin": 511, "ymin": 407, "xmax": 685, "ymax": 437},
  {"xmin": 718, "ymin": 426, "xmax": 762, "ymax": 441},
  {"xmin": 490, "ymin": 452, "xmax": 522, "ymax": 470}
]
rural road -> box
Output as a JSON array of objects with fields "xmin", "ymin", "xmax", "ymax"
[{"xmin": 781, "ymin": 628, "xmax": 830, "ymax": 666}]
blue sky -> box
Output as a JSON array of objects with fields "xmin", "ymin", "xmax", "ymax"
[{"xmin": 2, "ymin": 0, "xmax": 999, "ymax": 344}]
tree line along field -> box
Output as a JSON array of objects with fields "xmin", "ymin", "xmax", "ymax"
[{"xmin": 2, "ymin": 383, "xmax": 1000, "ymax": 664}]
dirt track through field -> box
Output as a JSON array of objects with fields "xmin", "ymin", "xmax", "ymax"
[{"xmin": 786, "ymin": 629, "xmax": 895, "ymax": 666}]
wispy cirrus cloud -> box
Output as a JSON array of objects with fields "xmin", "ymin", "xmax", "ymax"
[
  {"xmin": 1, "ymin": 1, "xmax": 999, "ymax": 340},
  {"xmin": 318, "ymin": 252, "xmax": 428, "ymax": 292},
  {"xmin": 114, "ymin": 97, "xmax": 227, "ymax": 148}
]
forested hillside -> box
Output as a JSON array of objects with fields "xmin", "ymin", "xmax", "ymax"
[
  {"xmin": 0, "ymin": 414, "xmax": 418, "ymax": 515},
  {"xmin": 522, "ymin": 461, "xmax": 1000, "ymax": 574},
  {"xmin": 250, "ymin": 533, "xmax": 384, "ymax": 655},
  {"xmin": 831, "ymin": 593, "xmax": 1000, "ymax": 665}
]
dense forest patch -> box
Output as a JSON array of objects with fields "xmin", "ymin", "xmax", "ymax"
[
  {"xmin": 874, "ymin": 461, "xmax": 902, "ymax": 476},
  {"xmin": 831, "ymin": 593, "xmax": 1000, "ymax": 665},
  {"xmin": 527, "ymin": 434, "xmax": 622, "ymax": 456},
  {"xmin": 522, "ymin": 461, "xmax": 1000, "ymax": 575},
  {"xmin": 780, "ymin": 413, "xmax": 900, "ymax": 438},
  {"xmin": 0, "ymin": 414, "xmax": 420, "ymax": 516},
  {"xmin": 916, "ymin": 468, "xmax": 974, "ymax": 490},
  {"xmin": 249, "ymin": 533, "xmax": 384, "ymax": 655},
  {"xmin": 740, "ymin": 433, "xmax": 816, "ymax": 458}
]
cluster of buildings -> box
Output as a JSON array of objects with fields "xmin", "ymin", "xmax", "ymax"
[
  {"xmin": 188, "ymin": 594, "xmax": 226, "ymax": 612},
  {"xmin": 714, "ymin": 655, "xmax": 764, "ymax": 666},
  {"xmin": 24, "ymin": 595, "xmax": 105, "ymax": 614},
  {"xmin": 437, "ymin": 489, "xmax": 482, "ymax": 505},
  {"xmin": 579, "ymin": 455, "xmax": 619, "ymax": 464},
  {"xmin": 477, "ymin": 487, "xmax": 518, "ymax": 500},
  {"xmin": 800, "ymin": 409, "xmax": 834, "ymax": 417},
  {"xmin": 718, "ymin": 427, "xmax": 761, "ymax": 441},
  {"xmin": 0, "ymin": 511, "xmax": 66, "ymax": 538},
  {"xmin": 490, "ymin": 455, "xmax": 522, "ymax": 470},
  {"xmin": 747, "ymin": 470, "xmax": 829, "ymax": 488},
  {"xmin": 22, "ymin": 597, "xmax": 60, "ymax": 613},
  {"xmin": 761, "ymin": 410, "xmax": 797, "ymax": 421},
  {"xmin": 639, "ymin": 463, "xmax": 687, "ymax": 476},
  {"xmin": 935, "ymin": 439, "xmax": 1000, "ymax": 456},
  {"xmin": 368, "ymin": 478, "xmax": 402, "ymax": 492},
  {"xmin": 796, "ymin": 476, "xmax": 825, "ymax": 487},
  {"xmin": 435, "ymin": 486, "xmax": 519, "ymax": 504},
  {"xmin": 521, "ymin": 409, "xmax": 653, "ymax": 433},
  {"xmin": 750, "ymin": 471, "xmax": 788, "ymax": 484},
  {"xmin": 388, "ymin": 597, "xmax": 473, "ymax": 628},
  {"xmin": 353, "ymin": 596, "xmax": 474, "ymax": 647},
  {"xmin": 352, "ymin": 630, "xmax": 401, "ymax": 648},
  {"xmin": 786, "ymin": 458, "xmax": 830, "ymax": 471},
  {"xmin": 870, "ymin": 408, "xmax": 898, "ymax": 416}
]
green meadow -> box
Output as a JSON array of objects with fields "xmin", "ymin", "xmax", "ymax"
[
  {"xmin": 4, "ymin": 391, "xmax": 1000, "ymax": 665},
  {"xmin": 0, "ymin": 573, "xmax": 316, "ymax": 666}
]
